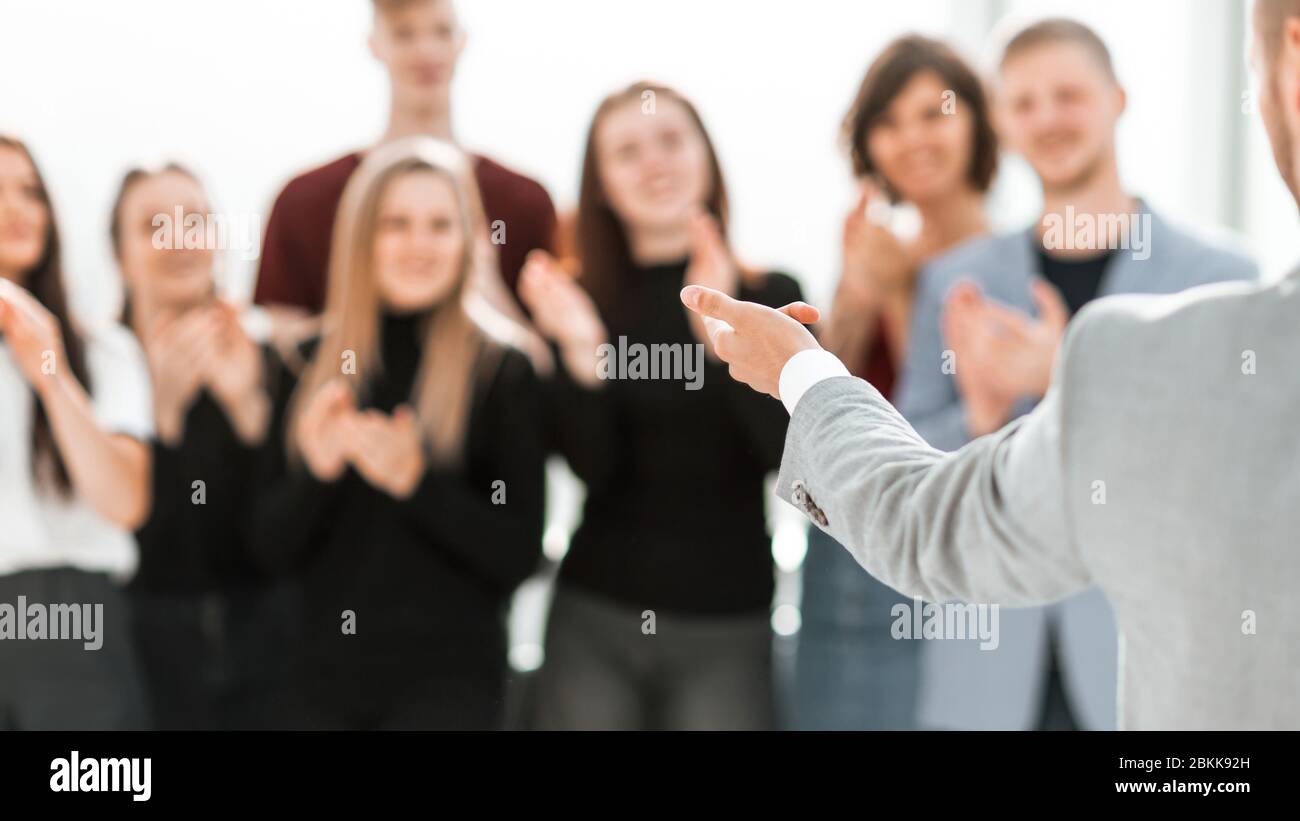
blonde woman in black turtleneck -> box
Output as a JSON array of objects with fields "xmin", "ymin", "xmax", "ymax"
[
  {"xmin": 251, "ymin": 137, "xmax": 548, "ymax": 730},
  {"xmin": 521, "ymin": 82, "xmax": 804, "ymax": 730}
]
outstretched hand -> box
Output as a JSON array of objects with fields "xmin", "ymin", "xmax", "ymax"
[{"xmin": 679, "ymin": 284, "xmax": 821, "ymax": 401}]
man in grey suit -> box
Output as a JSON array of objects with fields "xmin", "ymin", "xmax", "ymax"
[
  {"xmin": 895, "ymin": 19, "xmax": 1257, "ymax": 730},
  {"xmin": 677, "ymin": 0, "xmax": 1300, "ymax": 730}
]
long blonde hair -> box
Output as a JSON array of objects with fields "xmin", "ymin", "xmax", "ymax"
[{"xmin": 287, "ymin": 137, "xmax": 546, "ymax": 467}]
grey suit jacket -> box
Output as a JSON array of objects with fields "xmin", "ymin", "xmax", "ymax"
[
  {"xmin": 777, "ymin": 269, "xmax": 1300, "ymax": 730},
  {"xmin": 893, "ymin": 205, "xmax": 1257, "ymax": 729}
]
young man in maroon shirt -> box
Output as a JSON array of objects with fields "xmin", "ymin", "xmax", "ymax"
[{"xmin": 254, "ymin": 0, "xmax": 556, "ymax": 314}]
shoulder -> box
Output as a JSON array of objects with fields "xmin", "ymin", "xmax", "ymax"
[
  {"xmin": 917, "ymin": 231, "xmax": 1028, "ymax": 294},
  {"xmin": 476, "ymin": 343, "xmax": 541, "ymax": 414},
  {"xmin": 1063, "ymin": 275, "xmax": 1270, "ymax": 380},
  {"xmin": 489, "ymin": 343, "xmax": 539, "ymax": 386},
  {"xmin": 273, "ymin": 153, "xmax": 361, "ymax": 209},
  {"xmin": 1148, "ymin": 211, "xmax": 1258, "ymax": 283},
  {"xmin": 741, "ymin": 269, "xmax": 804, "ymax": 308},
  {"xmin": 472, "ymin": 154, "xmax": 554, "ymax": 211}
]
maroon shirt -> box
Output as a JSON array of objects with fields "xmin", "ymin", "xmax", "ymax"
[
  {"xmin": 854, "ymin": 315, "xmax": 897, "ymax": 400},
  {"xmin": 254, "ymin": 152, "xmax": 557, "ymax": 312}
]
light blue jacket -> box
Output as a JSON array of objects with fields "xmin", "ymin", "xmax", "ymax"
[{"xmin": 895, "ymin": 203, "xmax": 1257, "ymax": 729}]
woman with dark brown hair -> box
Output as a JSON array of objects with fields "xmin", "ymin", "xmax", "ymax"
[
  {"xmin": 793, "ymin": 35, "xmax": 998, "ymax": 730},
  {"xmin": 0, "ymin": 135, "xmax": 152, "ymax": 729},
  {"xmin": 110, "ymin": 163, "xmax": 298, "ymax": 729},
  {"xmin": 521, "ymin": 82, "xmax": 805, "ymax": 730}
]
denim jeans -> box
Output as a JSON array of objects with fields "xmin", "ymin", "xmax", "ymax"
[{"xmin": 789, "ymin": 526, "xmax": 920, "ymax": 730}]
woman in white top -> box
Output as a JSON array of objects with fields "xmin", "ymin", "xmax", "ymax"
[{"xmin": 0, "ymin": 134, "xmax": 152, "ymax": 730}]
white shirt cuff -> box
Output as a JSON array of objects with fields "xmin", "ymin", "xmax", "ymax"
[{"xmin": 779, "ymin": 349, "xmax": 851, "ymax": 415}]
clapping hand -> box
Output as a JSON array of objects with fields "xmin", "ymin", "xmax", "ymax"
[
  {"xmin": 0, "ymin": 278, "xmax": 69, "ymax": 393},
  {"xmin": 518, "ymin": 249, "xmax": 607, "ymax": 387},
  {"xmin": 941, "ymin": 278, "xmax": 1069, "ymax": 436}
]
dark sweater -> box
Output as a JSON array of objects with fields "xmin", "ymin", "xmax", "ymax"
[
  {"xmin": 254, "ymin": 153, "xmax": 557, "ymax": 313},
  {"xmin": 251, "ymin": 312, "xmax": 544, "ymax": 703},
  {"xmin": 131, "ymin": 378, "xmax": 271, "ymax": 595},
  {"xmin": 548, "ymin": 261, "xmax": 802, "ymax": 616}
]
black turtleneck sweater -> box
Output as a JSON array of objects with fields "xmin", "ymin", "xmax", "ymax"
[
  {"xmin": 547, "ymin": 261, "xmax": 802, "ymax": 616},
  {"xmin": 131, "ymin": 380, "xmax": 271, "ymax": 595},
  {"xmin": 250, "ymin": 312, "xmax": 545, "ymax": 704}
]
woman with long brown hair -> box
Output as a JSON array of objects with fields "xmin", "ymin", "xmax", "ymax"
[
  {"xmin": 251, "ymin": 136, "xmax": 546, "ymax": 729},
  {"xmin": 0, "ymin": 135, "xmax": 152, "ymax": 729},
  {"xmin": 793, "ymin": 35, "xmax": 997, "ymax": 730},
  {"xmin": 521, "ymin": 82, "xmax": 805, "ymax": 730},
  {"xmin": 110, "ymin": 162, "xmax": 296, "ymax": 729}
]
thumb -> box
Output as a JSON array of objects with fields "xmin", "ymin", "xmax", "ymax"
[
  {"xmin": 680, "ymin": 285, "xmax": 740, "ymax": 323},
  {"xmin": 1031, "ymin": 277, "xmax": 1070, "ymax": 329},
  {"xmin": 391, "ymin": 404, "xmax": 417, "ymax": 429},
  {"xmin": 778, "ymin": 301, "xmax": 821, "ymax": 325},
  {"xmin": 323, "ymin": 379, "xmax": 355, "ymax": 412}
]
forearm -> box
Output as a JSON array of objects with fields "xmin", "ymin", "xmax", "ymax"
[
  {"xmin": 220, "ymin": 389, "xmax": 271, "ymax": 446},
  {"xmin": 777, "ymin": 375, "xmax": 1089, "ymax": 606},
  {"xmin": 39, "ymin": 371, "xmax": 150, "ymax": 529},
  {"xmin": 879, "ymin": 289, "xmax": 912, "ymax": 371},
  {"xmin": 821, "ymin": 281, "xmax": 877, "ymax": 364},
  {"xmin": 248, "ymin": 468, "xmax": 339, "ymax": 573},
  {"xmin": 399, "ymin": 470, "xmax": 544, "ymax": 592},
  {"xmin": 544, "ymin": 350, "xmax": 618, "ymax": 486}
]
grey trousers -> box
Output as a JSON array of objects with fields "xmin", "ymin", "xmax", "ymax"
[
  {"xmin": 533, "ymin": 585, "xmax": 773, "ymax": 730},
  {"xmin": 0, "ymin": 567, "xmax": 147, "ymax": 730}
]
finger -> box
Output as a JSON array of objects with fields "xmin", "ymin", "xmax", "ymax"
[
  {"xmin": 777, "ymin": 301, "xmax": 821, "ymax": 325},
  {"xmin": 147, "ymin": 310, "xmax": 180, "ymax": 346},
  {"xmin": 1030, "ymin": 277, "xmax": 1071, "ymax": 329},
  {"xmin": 854, "ymin": 179, "xmax": 873, "ymax": 216},
  {"xmin": 707, "ymin": 320, "xmax": 737, "ymax": 361},
  {"xmin": 391, "ymin": 405, "xmax": 418, "ymax": 431},
  {"xmin": 689, "ymin": 209, "xmax": 726, "ymax": 261},
  {"xmin": 944, "ymin": 280, "xmax": 983, "ymax": 308},
  {"xmin": 859, "ymin": 176, "xmax": 882, "ymax": 208},
  {"xmin": 978, "ymin": 299, "xmax": 1034, "ymax": 339},
  {"xmin": 0, "ymin": 282, "xmax": 44, "ymax": 324},
  {"xmin": 524, "ymin": 248, "xmax": 563, "ymax": 276},
  {"xmin": 680, "ymin": 285, "xmax": 742, "ymax": 324},
  {"xmin": 315, "ymin": 379, "xmax": 354, "ymax": 418}
]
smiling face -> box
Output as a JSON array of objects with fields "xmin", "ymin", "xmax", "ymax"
[
  {"xmin": 867, "ymin": 70, "xmax": 978, "ymax": 205},
  {"xmin": 116, "ymin": 170, "xmax": 214, "ymax": 312},
  {"xmin": 370, "ymin": 0, "xmax": 464, "ymax": 111},
  {"xmin": 0, "ymin": 145, "xmax": 51, "ymax": 284},
  {"xmin": 594, "ymin": 95, "xmax": 714, "ymax": 237},
  {"xmin": 372, "ymin": 168, "xmax": 466, "ymax": 313},
  {"xmin": 997, "ymin": 41, "xmax": 1124, "ymax": 194}
]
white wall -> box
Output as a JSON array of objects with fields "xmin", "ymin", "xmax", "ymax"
[
  {"xmin": 1, "ymin": 0, "xmax": 959, "ymax": 321},
  {"xmin": 1, "ymin": 0, "xmax": 1291, "ymax": 315}
]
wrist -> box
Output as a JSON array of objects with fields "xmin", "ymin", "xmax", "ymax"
[
  {"xmin": 33, "ymin": 366, "xmax": 74, "ymax": 404},
  {"xmin": 227, "ymin": 391, "xmax": 271, "ymax": 445},
  {"xmin": 965, "ymin": 404, "xmax": 1007, "ymax": 437},
  {"xmin": 561, "ymin": 339, "xmax": 605, "ymax": 389}
]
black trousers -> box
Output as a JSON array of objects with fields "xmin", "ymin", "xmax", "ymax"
[
  {"xmin": 128, "ymin": 582, "xmax": 301, "ymax": 730},
  {"xmin": 0, "ymin": 567, "xmax": 147, "ymax": 730},
  {"xmin": 289, "ymin": 665, "xmax": 508, "ymax": 730}
]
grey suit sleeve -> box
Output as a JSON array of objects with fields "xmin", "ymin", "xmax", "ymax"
[
  {"xmin": 894, "ymin": 265, "xmax": 971, "ymax": 452},
  {"xmin": 775, "ymin": 327, "xmax": 1093, "ymax": 607}
]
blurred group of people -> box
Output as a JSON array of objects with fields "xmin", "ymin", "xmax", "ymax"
[{"xmin": 0, "ymin": 0, "xmax": 1256, "ymax": 730}]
